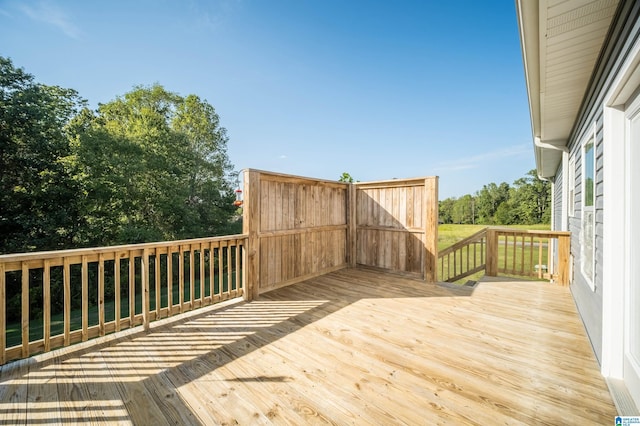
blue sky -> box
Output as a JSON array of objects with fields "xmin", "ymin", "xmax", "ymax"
[{"xmin": 0, "ymin": 0, "xmax": 533, "ymax": 199}]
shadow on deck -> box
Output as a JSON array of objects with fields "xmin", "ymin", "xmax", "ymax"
[{"xmin": 0, "ymin": 268, "xmax": 615, "ymax": 424}]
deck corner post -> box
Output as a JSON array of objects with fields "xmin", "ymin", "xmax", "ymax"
[
  {"xmin": 557, "ymin": 234, "xmax": 570, "ymax": 286},
  {"xmin": 243, "ymin": 169, "xmax": 261, "ymax": 301},
  {"xmin": 347, "ymin": 183, "xmax": 357, "ymax": 268},
  {"xmin": 486, "ymin": 228, "xmax": 498, "ymax": 276},
  {"xmin": 424, "ymin": 176, "xmax": 439, "ymax": 282}
]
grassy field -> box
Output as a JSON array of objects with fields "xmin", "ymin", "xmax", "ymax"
[{"xmin": 438, "ymin": 223, "xmax": 550, "ymax": 250}]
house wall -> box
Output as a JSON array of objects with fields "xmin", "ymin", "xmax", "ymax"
[
  {"xmin": 560, "ymin": 0, "xmax": 640, "ymax": 364},
  {"xmin": 565, "ymin": 113, "xmax": 604, "ymax": 362}
]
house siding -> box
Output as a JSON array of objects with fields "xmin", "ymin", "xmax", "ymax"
[
  {"xmin": 553, "ymin": 167, "xmax": 563, "ymax": 231},
  {"xmin": 562, "ymin": 1, "xmax": 640, "ymax": 364}
]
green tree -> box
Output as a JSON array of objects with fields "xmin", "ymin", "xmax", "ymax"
[
  {"xmin": 67, "ymin": 84, "xmax": 237, "ymax": 245},
  {"xmin": 510, "ymin": 170, "xmax": 551, "ymax": 224},
  {"xmin": 475, "ymin": 182, "xmax": 510, "ymax": 224},
  {"xmin": 439, "ymin": 198, "xmax": 456, "ymax": 224},
  {"xmin": 452, "ymin": 195, "xmax": 476, "ymax": 224},
  {"xmin": 338, "ymin": 172, "xmax": 355, "ymax": 183},
  {"xmin": 0, "ymin": 57, "xmax": 86, "ymax": 253}
]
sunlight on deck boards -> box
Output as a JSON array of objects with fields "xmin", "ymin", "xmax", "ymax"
[{"xmin": 0, "ymin": 268, "xmax": 616, "ymax": 425}]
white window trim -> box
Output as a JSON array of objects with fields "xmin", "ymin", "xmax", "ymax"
[
  {"xmin": 568, "ymin": 156, "xmax": 575, "ymax": 218},
  {"xmin": 602, "ymin": 28, "xmax": 640, "ymax": 382},
  {"xmin": 581, "ymin": 123, "xmax": 597, "ymax": 291}
]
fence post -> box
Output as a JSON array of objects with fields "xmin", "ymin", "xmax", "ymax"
[
  {"xmin": 347, "ymin": 183, "xmax": 357, "ymax": 268},
  {"xmin": 486, "ymin": 228, "xmax": 498, "ymax": 276},
  {"xmin": 424, "ymin": 177, "xmax": 439, "ymax": 282},
  {"xmin": 557, "ymin": 234, "xmax": 571, "ymax": 286},
  {"xmin": 243, "ymin": 170, "xmax": 261, "ymax": 301}
]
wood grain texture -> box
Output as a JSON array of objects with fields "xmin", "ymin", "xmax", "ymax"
[
  {"xmin": 355, "ymin": 178, "xmax": 436, "ymax": 278},
  {"xmin": 0, "ymin": 268, "xmax": 616, "ymax": 424},
  {"xmin": 246, "ymin": 170, "xmax": 350, "ymax": 294}
]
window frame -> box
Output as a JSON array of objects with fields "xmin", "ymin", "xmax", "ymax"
[{"xmin": 581, "ymin": 124, "xmax": 596, "ymax": 290}]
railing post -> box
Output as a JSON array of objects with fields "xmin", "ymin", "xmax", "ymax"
[
  {"xmin": 424, "ymin": 177, "xmax": 439, "ymax": 282},
  {"xmin": 243, "ymin": 169, "xmax": 261, "ymax": 301},
  {"xmin": 486, "ymin": 228, "xmax": 498, "ymax": 277},
  {"xmin": 557, "ymin": 234, "xmax": 571, "ymax": 286}
]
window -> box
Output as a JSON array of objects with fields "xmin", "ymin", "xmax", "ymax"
[
  {"xmin": 568, "ymin": 158, "xmax": 575, "ymax": 217},
  {"xmin": 581, "ymin": 134, "xmax": 595, "ymax": 289}
]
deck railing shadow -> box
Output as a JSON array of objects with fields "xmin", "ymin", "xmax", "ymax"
[{"xmin": 0, "ymin": 267, "xmax": 473, "ymax": 424}]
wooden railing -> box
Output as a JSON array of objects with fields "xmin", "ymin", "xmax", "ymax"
[
  {"xmin": 486, "ymin": 228, "xmax": 570, "ymax": 285},
  {"xmin": 438, "ymin": 228, "xmax": 487, "ymax": 282},
  {"xmin": 438, "ymin": 227, "xmax": 571, "ymax": 286},
  {"xmin": 0, "ymin": 234, "xmax": 246, "ymax": 365}
]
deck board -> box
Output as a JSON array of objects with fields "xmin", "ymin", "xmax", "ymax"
[{"xmin": 0, "ymin": 268, "xmax": 617, "ymax": 424}]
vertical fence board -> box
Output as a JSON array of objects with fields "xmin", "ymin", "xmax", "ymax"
[
  {"xmin": 115, "ymin": 255, "xmax": 121, "ymax": 332},
  {"xmin": 43, "ymin": 260, "xmax": 51, "ymax": 352},
  {"xmin": 179, "ymin": 246, "xmax": 184, "ymax": 314},
  {"xmin": 155, "ymin": 250, "xmax": 161, "ymax": 315},
  {"xmin": 227, "ymin": 243, "xmax": 232, "ymax": 296},
  {"xmin": 82, "ymin": 255, "xmax": 88, "ymax": 342},
  {"xmin": 199, "ymin": 244, "xmax": 205, "ymax": 305},
  {"xmin": 98, "ymin": 254, "xmax": 105, "ymax": 337},
  {"xmin": 167, "ymin": 248, "xmax": 174, "ymax": 312},
  {"xmin": 21, "ymin": 262, "xmax": 28, "ymax": 357},
  {"xmin": 189, "ymin": 247, "xmax": 195, "ymax": 310},
  {"xmin": 63, "ymin": 258, "xmax": 70, "ymax": 346},
  {"xmin": 128, "ymin": 251, "xmax": 135, "ymax": 326},
  {"xmin": 0, "ymin": 263, "xmax": 5, "ymax": 364},
  {"xmin": 142, "ymin": 248, "xmax": 149, "ymax": 331}
]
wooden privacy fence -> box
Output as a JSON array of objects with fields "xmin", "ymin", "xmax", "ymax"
[
  {"xmin": 0, "ymin": 235, "xmax": 246, "ymax": 364},
  {"xmin": 355, "ymin": 178, "xmax": 439, "ymax": 281},
  {"xmin": 438, "ymin": 227, "xmax": 570, "ymax": 285},
  {"xmin": 242, "ymin": 170, "xmax": 440, "ymax": 299},
  {"xmin": 0, "ymin": 169, "xmax": 440, "ymax": 364},
  {"xmin": 242, "ymin": 170, "xmax": 350, "ymax": 299}
]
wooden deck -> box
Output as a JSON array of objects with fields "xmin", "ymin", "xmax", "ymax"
[{"xmin": 0, "ymin": 268, "xmax": 616, "ymax": 425}]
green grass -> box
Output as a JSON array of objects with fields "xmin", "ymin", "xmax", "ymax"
[{"xmin": 438, "ymin": 223, "xmax": 551, "ymax": 283}]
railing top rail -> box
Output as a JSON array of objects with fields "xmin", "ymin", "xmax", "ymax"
[
  {"xmin": 355, "ymin": 176, "xmax": 436, "ymax": 188},
  {"xmin": 439, "ymin": 227, "xmax": 488, "ymax": 258},
  {"xmin": 488, "ymin": 227, "xmax": 570, "ymax": 237},
  {"xmin": 245, "ymin": 168, "xmax": 349, "ymax": 187},
  {"xmin": 0, "ymin": 233, "xmax": 249, "ymax": 263}
]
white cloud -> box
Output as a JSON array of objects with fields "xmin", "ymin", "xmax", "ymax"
[
  {"xmin": 434, "ymin": 144, "xmax": 530, "ymax": 172},
  {"xmin": 279, "ymin": 155, "xmax": 287, "ymax": 159},
  {"xmin": 19, "ymin": 1, "xmax": 81, "ymax": 39}
]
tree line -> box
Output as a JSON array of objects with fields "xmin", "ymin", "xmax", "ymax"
[
  {"xmin": 439, "ymin": 170, "xmax": 551, "ymax": 225},
  {"xmin": 1, "ymin": 57, "xmax": 240, "ymax": 255}
]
